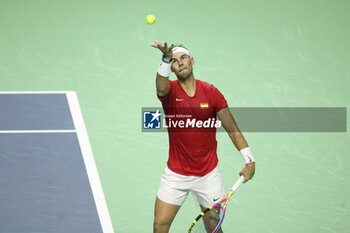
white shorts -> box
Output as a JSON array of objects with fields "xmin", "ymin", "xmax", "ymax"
[{"xmin": 157, "ymin": 166, "xmax": 225, "ymax": 208}]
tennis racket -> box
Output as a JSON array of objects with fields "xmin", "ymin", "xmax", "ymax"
[{"xmin": 187, "ymin": 175, "xmax": 245, "ymax": 233}]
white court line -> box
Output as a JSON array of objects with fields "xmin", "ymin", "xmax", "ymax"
[
  {"xmin": 0, "ymin": 91, "xmax": 115, "ymax": 232},
  {"xmin": 0, "ymin": 130, "xmax": 76, "ymax": 133},
  {"xmin": 66, "ymin": 91, "xmax": 115, "ymax": 233}
]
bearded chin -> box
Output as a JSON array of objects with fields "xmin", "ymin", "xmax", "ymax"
[
  {"xmin": 176, "ymin": 70, "xmax": 192, "ymax": 80},
  {"xmin": 177, "ymin": 74, "xmax": 187, "ymax": 80}
]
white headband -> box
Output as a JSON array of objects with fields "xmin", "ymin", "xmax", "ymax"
[{"xmin": 172, "ymin": 47, "xmax": 191, "ymax": 57}]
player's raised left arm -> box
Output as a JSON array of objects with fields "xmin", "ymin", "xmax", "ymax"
[
  {"xmin": 151, "ymin": 41, "xmax": 174, "ymax": 97},
  {"xmin": 217, "ymin": 107, "xmax": 255, "ymax": 182}
]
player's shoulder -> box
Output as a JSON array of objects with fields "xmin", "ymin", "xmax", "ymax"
[
  {"xmin": 197, "ymin": 79, "xmax": 219, "ymax": 92},
  {"xmin": 165, "ymin": 79, "xmax": 178, "ymax": 91},
  {"xmin": 168, "ymin": 79, "xmax": 178, "ymax": 86}
]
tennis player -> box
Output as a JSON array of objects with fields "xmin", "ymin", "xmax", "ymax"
[{"xmin": 151, "ymin": 41, "xmax": 255, "ymax": 233}]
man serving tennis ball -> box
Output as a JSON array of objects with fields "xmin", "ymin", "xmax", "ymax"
[{"xmin": 151, "ymin": 41, "xmax": 255, "ymax": 233}]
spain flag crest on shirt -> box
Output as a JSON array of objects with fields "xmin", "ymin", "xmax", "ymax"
[{"xmin": 200, "ymin": 103, "xmax": 209, "ymax": 109}]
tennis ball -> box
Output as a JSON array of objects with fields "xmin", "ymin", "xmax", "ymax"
[{"xmin": 146, "ymin": 14, "xmax": 155, "ymax": 25}]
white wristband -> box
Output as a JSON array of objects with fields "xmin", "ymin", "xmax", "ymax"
[
  {"xmin": 240, "ymin": 147, "xmax": 255, "ymax": 164},
  {"xmin": 157, "ymin": 61, "xmax": 171, "ymax": 77}
]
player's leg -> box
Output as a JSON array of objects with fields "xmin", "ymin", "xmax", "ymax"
[
  {"xmin": 200, "ymin": 205, "xmax": 223, "ymax": 233},
  {"xmin": 153, "ymin": 197, "xmax": 181, "ymax": 233},
  {"xmin": 192, "ymin": 166, "xmax": 225, "ymax": 233},
  {"xmin": 154, "ymin": 167, "xmax": 190, "ymax": 233}
]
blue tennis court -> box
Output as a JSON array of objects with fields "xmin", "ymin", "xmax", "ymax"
[{"xmin": 0, "ymin": 92, "xmax": 114, "ymax": 233}]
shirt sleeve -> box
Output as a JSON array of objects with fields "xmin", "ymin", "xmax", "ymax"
[{"xmin": 212, "ymin": 86, "xmax": 228, "ymax": 113}]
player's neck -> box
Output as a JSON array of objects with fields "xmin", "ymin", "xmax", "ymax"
[{"xmin": 178, "ymin": 75, "xmax": 196, "ymax": 97}]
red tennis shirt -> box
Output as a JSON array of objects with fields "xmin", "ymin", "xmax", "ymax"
[{"xmin": 157, "ymin": 79, "xmax": 228, "ymax": 176}]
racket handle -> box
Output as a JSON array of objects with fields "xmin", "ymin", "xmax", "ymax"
[{"xmin": 230, "ymin": 175, "xmax": 245, "ymax": 192}]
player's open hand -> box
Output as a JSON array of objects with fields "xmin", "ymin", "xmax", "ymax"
[
  {"xmin": 239, "ymin": 162, "xmax": 255, "ymax": 183},
  {"xmin": 151, "ymin": 41, "xmax": 174, "ymax": 59}
]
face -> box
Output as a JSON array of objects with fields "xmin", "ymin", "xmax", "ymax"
[{"xmin": 171, "ymin": 52, "xmax": 194, "ymax": 80}]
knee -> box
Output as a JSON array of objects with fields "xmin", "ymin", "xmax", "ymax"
[
  {"xmin": 153, "ymin": 218, "xmax": 171, "ymax": 233},
  {"xmin": 203, "ymin": 208, "xmax": 221, "ymax": 228}
]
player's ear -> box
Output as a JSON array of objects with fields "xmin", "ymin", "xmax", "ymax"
[{"xmin": 191, "ymin": 57, "xmax": 194, "ymax": 65}]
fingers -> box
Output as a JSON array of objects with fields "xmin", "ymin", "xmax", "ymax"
[
  {"xmin": 239, "ymin": 170, "xmax": 251, "ymax": 183},
  {"xmin": 239, "ymin": 172, "xmax": 247, "ymax": 183},
  {"xmin": 150, "ymin": 41, "xmax": 174, "ymax": 51},
  {"xmin": 163, "ymin": 43, "xmax": 174, "ymax": 50},
  {"xmin": 151, "ymin": 41, "xmax": 174, "ymax": 59},
  {"xmin": 238, "ymin": 162, "xmax": 255, "ymax": 183},
  {"xmin": 150, "ymin": 40, "xmax": 162, "ymax": 48}
]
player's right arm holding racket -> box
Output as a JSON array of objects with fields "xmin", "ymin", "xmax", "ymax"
[
  {"xmin": 189, "ymin": 108, "xmax": 255, "ymax": 233},
  {"xmin": 217, "ymin": 107, "xmax": 255, "ymax": 182}
]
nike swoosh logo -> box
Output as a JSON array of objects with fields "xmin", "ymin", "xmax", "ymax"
[
  {"xmin": 213, "ymin": 198, "xmax": 220, "ymax": 202},
  {"xmin": 176, "ymin": 98, "xmax": 184, "ymax": 101}
]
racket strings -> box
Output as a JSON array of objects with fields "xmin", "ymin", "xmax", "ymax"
[
  {"xmin": 188, "ymin": 176, "xmax": 244, "ymax": 233},
  {"xmin": 206, "ymin": 207, "xmax": 223, "ymax": 233},
  {"xmin": 190, "ymin": 207, "xmax": 223, "ymax": 233},
  {"xmin": 190, "ymin": 217, "xmax": 206, "ymax": 233}
]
